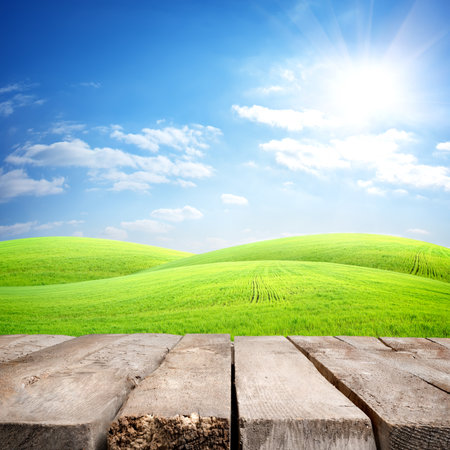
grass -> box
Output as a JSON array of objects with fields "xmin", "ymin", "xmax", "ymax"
[
  {"xmin": 150, "ymin": 233, "xmax": 450, "ymax": 282},
  {"xmin": 0, "ymin": 259, "xmax": 448, "ymax": 337},
  {"xmin": 0, "ymin": 233, "xmax": 448, "ymax": 337},
  {"xmin": 0, "ymin": 237, "xmax": 192, "ymax": 286}
]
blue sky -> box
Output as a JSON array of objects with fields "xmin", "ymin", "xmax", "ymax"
[{"xmin": 1, "ymin": 0, "xmax": 449, "ymax": 252}]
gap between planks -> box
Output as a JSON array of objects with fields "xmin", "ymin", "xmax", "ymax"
[{"xmin": 0, "ymin": 334, "xmax": 448, "ymax": 450}]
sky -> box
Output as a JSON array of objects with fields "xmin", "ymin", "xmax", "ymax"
[{"xmin": 1, "ymin": 0, "xmax": 449, "ymax": 252}]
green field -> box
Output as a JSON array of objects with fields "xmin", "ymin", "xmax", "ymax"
[
  {"xmin": 0, "ymin": 237, "xmax": 192, "ymax": 286},
  {"xmin": 150, "ymin": 233, "xmax": 450, "ymax": 282},
  {"xmin": 0, "ymin": 234, "xmax": 449, "ymax": 337}
]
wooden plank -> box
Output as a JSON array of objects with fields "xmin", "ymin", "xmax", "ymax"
[
  {"xmin": 0, "ymin": 333, "xmax": 180, "ymax": 450},
  {"xmin": 341, "ymin": 336, "xmax": 450, "ymax": 393},
  {"xmin": 289, "ymin": 336, "xmax": 450, "ymax": 450},
  {"xmin": 428, "ymin": 338, "xmax": 450, "ymax": 349},
  {"xmin": 235, "ymin": 336, "xmax": 376, "ymax": 450},
  {"xmin": 0, "ymin": 334, "xmax": 73, "ymax": 363},
  {"xmin": 380, "ymin": 336, "xmax": 450, "ymax": 357},
  {"xmin": 108, "ymin": 334, "xmax": 231, "ymax": 450},
  {"xmin": 336, "ymin": 336, "xmax": 391, "ymax": 352}
]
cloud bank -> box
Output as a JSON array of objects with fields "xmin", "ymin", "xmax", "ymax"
[{"xmin": 5, "ymin": 122, "xmax": 220, "ymax": 195}]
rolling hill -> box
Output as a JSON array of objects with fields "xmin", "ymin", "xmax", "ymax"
[
  {"xmin": 150, "ymin": 233, "xmax": 450, "ymax": 282},
  {"xmin": 0, "ymin": 237, "xmax": 192, "ymax": 286},
  {"xmin": 0, "ymin": 234, "xmax": 448, "ymax": 337}
]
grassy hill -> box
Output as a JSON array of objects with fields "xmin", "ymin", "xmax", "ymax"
[
  {"xmin": 0, "ymin": 233, "xmax": 448, "ymax": 337},
  {"xmin": 0, "ymin": 261, "xmax": 448, "ymax": 337},
  {"xmin": 151, "ymin": 233, "xmax": 450, "ymax": 283},
  {"xmin": 0, "ymin": 237, "xmax": 192, "ymax": 286}
]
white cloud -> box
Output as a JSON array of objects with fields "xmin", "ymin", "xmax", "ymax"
[
  {"xmin": 357, "ymin": 180, "xmax": 386, "ymax": 196},
  {"xmin": 367, "ymin": 187, "xmax": 386, "ymax": 196},
  {"xmin": 221, "ymin": 193, "xmax": 249, "ymax": 205},
  {"xmin": 50, "ymin": 121, "xmax": 86, "ymax": 136},
  {"xmin": 0, "ymin": 82, "xmax": 37, "ymax": 95},
  {"xmin": 7, "ymin": 139, "xmax": 138, "ymax": 168},
  {"xmin": 262, "ymin": 138, "xmax": 349, "ymax": 174},
  {"xmin": 7, "ymin": 137, "xmax": 214, "ymax": 193},
  {"xmin": 121, "ymin": 219, "xmax": 172, "ymax": 234},
  {"xmin": 262, "ymin": 129, "xmax": 450, "ymax": 191},
  {"xmin": 0, "ymin": 101, "xmax": 13, "ymax": 116},
  {"xmin": 34, "ymin": 220, "xmax": 84, "ymax": 231},
  {"xmin": 0, "ymin": 220, "xmax": 84, "ymax": 236},
  {"xmin": 0, "ymin": 83, "xmax": 24, "ymax": 94},
  {"xmin": 73, "ymin": 231, "xmax": 84, "ymax": 237},
  {"xmin": 0, "ymin": 93, "xmax": 45, "ymax": 117},
  {"xmin": 170, "ymin": 160, "xmax": 214, "ymax": 178},
  {"xmin": 0, "ymin": 221, "xmax": 37, "ymax": 237},
  {"xmin": 0, "ymin": 169, "xmax": 65, "ymax": 201},
  {"xmin": 436, "ymin": 141, "xmax": 450, "ymax": 151},
  {"xmin": 257, "ymin": 85, "xmax": 284, "ymax": 95},
  {"xmin": 151, "ymin": 205, "xmax": 203, "ymax": 222},
  {"xmin": 0, "ymin": 220, "xmax": 85, "ymax": 237},
  {"xmin": 407, "ymin": 228, "xmax": 430, "ymax": 235},
  {"xmin": 110, "ymin": 124, "xmax": 221, "ymax": 155},
  {"xmin": 280, "ymin": 69, "xmax": 296, "ymax": 82},
  {"xmin": 176, "ymin": 179, "xmax": 196, "ymax": 188},
  {"xmin": 34, "ymin": 221, "xmax": 64, "ymax": 231},
  {"xmin": 66, "ymin": 220, "xmax": 84, "ymax": 226},
  {"xmin": 232, "ymin": 104, "xmax": 328, "ymax": 131},
  {"xmin": 110, "ymin": 180, "xmax": 154, "ymax": 192},
  {"xmin": 375, "ymin": 162, "xmax": 450, "ymax": 191},
  {"xmin": 97, "ymin": 169, "xmax": 169, "ymax": 192},
  {"xmin": 103, "ymin": 226, "xmax": 128, "ymax": 241},
  {"xmin": 111, "ymin": 127, "xmax": 159, "ymax": 152}
]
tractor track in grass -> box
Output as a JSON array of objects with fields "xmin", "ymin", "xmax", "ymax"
[
  {"xmin": 411, "ymin": 253, "xmax": 421, "ymax": 277},
  {"xmin": 251, "ymin": 278, "xmax": 260, "ymax": 304},
  {"xmin": 410, "ymin": 252, "xmax": 438, "ymax": 280},
  {"xmin": 250, "ymin": 275, "xmax": 281, "ymax": 304}
]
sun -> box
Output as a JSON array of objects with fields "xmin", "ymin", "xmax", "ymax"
[{"xmin": 332, "ymin": 62, "xmax": 403, "ymax": 122}]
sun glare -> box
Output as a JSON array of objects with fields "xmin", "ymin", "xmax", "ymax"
[{"xmin": 333, "ymin": 63, "xmax": 403, "ymax": 122}]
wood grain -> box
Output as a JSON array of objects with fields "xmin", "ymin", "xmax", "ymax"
[
  {"xmin": 289, "ymin": 335, "xmax": 450, "ymax": 450},
  {"xmin": 108, "ymin": 334, "xmax": 231, "ymax": 450},
  {"xmin": 428, "ymin": 338, "xmax": 450, "ymax": 349},
  {"xmin": 0, "ymin": 334, "xmax": 73, "ymax": 363},
  {"xmin": 0, "ymin": 333, "xmax": 180, "ymax": 450},
  {"xmin": 235, "ymin": 336, "xmax": 376, "ymax": 450},
  {"xmin": 340, "ymin": 336, "xmax": 450, "ymax": 392}
]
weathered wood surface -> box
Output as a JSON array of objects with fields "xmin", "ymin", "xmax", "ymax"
[
  {"xmin": 0, "ymin": 334, "xmax": 448, "ymax": 449},
  {"xmin": 234, "ymin": 336, "xmax": 376, "ymax": 450},
  {"xmin": 0, "ymin": 333, "xmax": 180, "ymax": 450},
  {"xmin": 428, "ymin": 337, "xmax": 450, "ymax": 349},
  {"xmin": 108, "ymin": 334, "xmax": 231, "ymax": 450},
  {"xmin": 0, "ymin": 334, "xmax": 73, "ymax": 363},
  {"xmin": 289, "ymin": 336, "xmax": 450, "ymax": 450},
  {"xmin": 339, "ymin": 336, "xmax": 450, "ymax": 393},
  {"xmin": 380, "ymin": 336, "xmax": 450, "ymax": 355}
]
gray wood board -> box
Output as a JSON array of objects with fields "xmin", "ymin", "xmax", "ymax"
[
  {"xmin": 234, "ymin": 336, "xmax": 376, "ymax": 450},
  {"xmin": 428, "ymin": 338, "xmax": 450, "ymax": 349},
  {"xmin": 0, "ymin": 334, "xmax": 73, "ymax": 363},
  {"xmin": 380, "ymin": 336, "xmax": 450, "ymax": 356},
  {"xmin": 289, "ymin": 336, "xmax": 450, "ymax": 450},
  {"xmin": 339, "ymin": 336, "xmax": 450, "ymax": 393},
  {"xmin": 0, "ymin": 333, "xmax": 181, "ymax": 450},
  {"xmin": 108, "ymin": 334, "xmax": 231, "ymax": 450}
]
